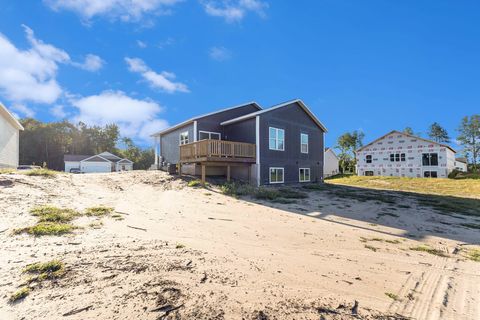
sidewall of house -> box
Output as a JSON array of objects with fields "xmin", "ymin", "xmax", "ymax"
[
  {"xmin": 258, "ymin": 103, "xmax": 324, "ymax": 185},
  {"xmin": 324, "ymin": 150, "xmax": 339, "ymax": 177},
  {"xmin": 0, "ymin": 114, "xmax": 19, "ymax": 168},
  {"xmin": 160, "ymin": 123, "xmax": 194, "ymax": 165}
]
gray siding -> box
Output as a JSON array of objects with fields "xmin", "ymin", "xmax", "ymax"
[
  {"xmin": 196, "ymin": 103, "xmax": 259, "ymax": 139},
  {"xmin": 160, "ymin": 123, "xmax": 194, "ymax": 164},
  {"xmin": 258, "ymin": 102, "xmax": 324, "ymax": 185},
  {"xmin": 223, "ymin": 118, "xmax": 256, "ymax": 144}
]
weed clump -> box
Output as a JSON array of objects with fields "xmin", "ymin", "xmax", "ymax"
[
  {"xmin": 14, "ymin": 222, "xmax": 75, "ymax": 236},
  {"xmin": 24, "ymin": 169, "xmax": 57, "ymax": 177},
  {"xmin": 85, "ymin": 206, "xmax": 113, "ymax": 216},
  {"xmin": 30, "ymin": 205, "xmax": 78, "ymax": 223},
  {"xmin": 24, "ymin": 260, "xmax": 65, "ymax": 282},
  {"xmin": 9, "ymin": 287, "xmax": 30, "ymax": 303},
  {"xmin": 410, "ymin": 245, "xmax": 448, "ymax": 257}
]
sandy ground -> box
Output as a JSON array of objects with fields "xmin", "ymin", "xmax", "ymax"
[{"xmin": 0, "ymin": 171, "xmax": 479, "ymax": 320}]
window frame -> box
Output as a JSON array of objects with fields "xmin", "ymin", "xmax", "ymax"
[
  {"xmin": 198, "ymin": 130, "xmax": 221, "ymax": 141},
  {"xmin": 300, "ymin": 133, "xmax": 309, "ymax": 154},
  {"xmin": 269, "ymin": 167, "xmax": 284, "ymax": 184},
  {"xmin": 269, "ymin": 127, "xmax": 285, "ymax": 151},
  {"xmin": 366, "ymin": 155, "xmax": 372, "ymax": 164},
  {"xmin": 422, "ymin": 153, "xmax": 439, "ymax": 166},
  {"xmin": 299, "ymin": 168, "xmax": 311, "ymax": 182},
  {"xmin": 179, "ymin": 131, "xmax": 189, "ymax": 145}
]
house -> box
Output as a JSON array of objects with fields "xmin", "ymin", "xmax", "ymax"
[
  {"xmin": 151, "ymin": 99, "xmax": 328, "ymax": 185},
  {"xmin": 356, "ymin": 130, "xmax": 458, "ymax": 178},
  {"xmin": 0, "ymin": 103, "xmax": 24, "ymax": 168},
  {"xmin": 454, "ymin": 157, "xmax": 468, "ymax": 172},
  {"xmin": 64, "ymin": 152, "xmax": 133, "ymax": 173},
  {"xmin": 324, "ymin": 148, "xmax": 339, "ymax": 177}
]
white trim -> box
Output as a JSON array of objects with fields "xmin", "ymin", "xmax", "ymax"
[
  {"xmin": 299, "ymin": 167, "xmax": 311, "ymax": 182},
  {"xmin": 268, "ymin": 127, "xmax": 285, "ymax": 151},
  {"xmin": 98, "ymin": 151, "xmax": 122, "ymax": 160},
  {"xmin": 0, "ymin": 102, "xmax": 24, "ymax": 131},
  {"xmin": 220, "ymin": 99, "xmax": 328, "ymax": 132},
  {"xmin": 179, "ymin": 131, "xmax": 189, "ymax": 145},
  {"xmin": 300, "ymin": 133, "xmax": 309, "ymax": 154},
  {"xmin": 255, "ymin": 116, "xmax": 260, "ymax": 187},
  {"xmin": 151, "ymin": 101, "xmax": 262, "ymax": 137},
  {"xmin": 269, "ymin": 167, "xmax": 284, "ymax": 184},
  {"xmin": 198, "ymin": 130, "xmax": 221, "ymax": 140},
  {"xmin": 323, "ymin": 135, "xmax": 326, "ymax": 179},
  {"xmin": 80, "ymin": 154, "xmax": 111, "ymax": 163},
  {"xmin": 193, "ymin": 121, "xmax": 197, "ymax": 142}
]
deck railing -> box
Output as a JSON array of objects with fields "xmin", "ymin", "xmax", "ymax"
[{"xmin": 180, "ymin": 139, "xmax": 256, "ymax": 162}]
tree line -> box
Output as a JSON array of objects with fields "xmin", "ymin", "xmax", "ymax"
[
  {"xmin": 336, "ymin": 115, "xmax": 480, "ymax": 173},
  {"xmin": 19, "ymin": 119, "xmax": 154, "ymax": 171}
]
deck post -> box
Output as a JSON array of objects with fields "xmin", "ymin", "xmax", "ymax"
[
  {"xmin": 227, "ymin": 165, "xmax": 231, "ymax": 182},
  {"xmin": 178, "ymin": 163, "xmax": 182, "ymax": 176},
  {"xmin": 248, "ymin": 165, "xmax": 252, "ymax": 185},
  {"xmin": 201, "ymin": 164, "xmax": 206, "ymax": 183}
]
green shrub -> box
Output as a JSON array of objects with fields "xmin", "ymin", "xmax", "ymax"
[
  {"xmin": 9, "ymin": 287, "xmax": 30, "ymax": 303},
  {"xmin": 14, "ymin": 222, "xmax": 75, "ymax": 236},
  {"xmin": 24, "ymin": 169, "xmax": 57, "ymax": 177},
  {"xmin": 30, "ymin": 206, "xmax": 78, "ymax": 223},
  {"xmin": 85, "ymin": 206, "xmax": 114, "ymax": 216},
  {"xmin": 24, "ymin": 260, "xmax": 65, "ymax": 282},
  {"xmin": 220, "ymin": 182, "xmax": 255, "ymax": 196}
]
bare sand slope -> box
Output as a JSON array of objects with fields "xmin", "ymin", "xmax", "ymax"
[{"xmin": 0, "ymin": 171, "xmax": 479, "ymax": 319}]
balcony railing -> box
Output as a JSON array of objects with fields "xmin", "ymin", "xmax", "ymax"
[{"xmin": 180, "ymin": 139, "xmax": 256, "ymax": 163}]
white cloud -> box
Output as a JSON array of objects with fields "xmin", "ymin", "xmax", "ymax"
[
  {"xmin": 209, "ymin": 46, "xmax": 231, "ymax": 61},
  {"xmin": 44, "ymin": 0, "xmax": 183, "ymax": 23},
  {"xmin": 201, "ymin": 0, "xmax": 268, "ymax": 23},
  {"xmin": 11, "ymin": 103, "xmax": 36, "ymax": 118},
  {"xmin": 70, "ymin": 90, "xmax": 167, "ymax": 141},
  {"xmin": 50, "ymin": 104, "xmax": 68, "ymax": 118},
  {"xmin": 73, "ymin": 54, "xmax": 104, "ymax": 71},
  {"xmin": 125, "ymin": 57, "xmax": 189, "ymax": 93},
  {"xmin": 137, "ymin": 40, "xmax": 147, "ymax": 48},
  {"xmin": 0, "ymin": 25, "xmax": 67, "ymax": 104}
]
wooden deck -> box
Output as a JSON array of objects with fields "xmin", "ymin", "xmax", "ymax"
[
  {"xmin": 179, "ymin": 139, "xmax": 256, "ymax": 164},
  {"xmin": 179, "ymin": 139, "xmax": 256, "ymax": 183}
]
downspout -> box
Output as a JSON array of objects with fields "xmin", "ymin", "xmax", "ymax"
[{"xmin": 255, "ymin": 116, "xmax": 260, "ymax": 187}]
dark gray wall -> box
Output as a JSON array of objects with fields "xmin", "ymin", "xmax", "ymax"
[
  {"xmin": 223, "ymin": 117, "xmax": 256, "ymax": 144},
  {"xmin": 258, "ymin": 102, "xmax": 324, "ymax": 185},
  {"xmin": 196, "ymin": 103, "xmax": 259, "ymax": 139},
  {"xmin": 160, "ymin": 123, "xmax": 194, "ymax": 164}
]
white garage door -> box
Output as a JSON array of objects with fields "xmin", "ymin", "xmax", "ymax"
[{"xmin": 81, "ymin": 161, "xmax": 111, "ymax": 173}]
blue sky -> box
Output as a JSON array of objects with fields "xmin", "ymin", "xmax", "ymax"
[{"xmin": 0, "ymin": 1, "xmax": 479, "ymax": 150}]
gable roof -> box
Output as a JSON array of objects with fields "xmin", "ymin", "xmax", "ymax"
[
  {"xmin": 64, "ymin": 155, "xmax": 91, "ymax": 162},
  {"xmin": 81, "ymin": 155, "xmax": 111, "ymax": 162},
  {"xmin": 220, "ymin": 99, "xmax": 328, "ymax": 132},
  {"xmin": 356, "ymin": 130, "xmax": 456, "ymax": 153},
  {"xmin": 0, "ymin": 102, "xmax": 24, "ymax": 131},
  {"xmin": 325, "ymin": 147, "xmax": 339, "ymax": 159},
  {"xmin": 117, "ymin": 158, "xmax": 134, "ymax": 163},
  {"xmin": 151, "ymin": 101, "xmax": 262, "ymax": 137},
  {"xmin": 98, "ymin": 151, "xmax": 122, "ymax": 161}
]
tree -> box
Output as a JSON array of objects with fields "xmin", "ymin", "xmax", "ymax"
[
  {"xmin": 457, "ymin": 115, "xmax": 480, "ymax": 172},
  {"xmin": 403, "ymin": 127, "xmax": 414, "ymax": 135},
  {"xmin": 336, "ymin": 130, "xmax": 364, "ymax": 173},
  {"xmin": 428, "ymin": 122, "xmax": 450, "ymax": 143}
]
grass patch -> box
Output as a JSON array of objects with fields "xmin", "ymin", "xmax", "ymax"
[
  {"xmin": 175, "ymin": 243, "xmax": 185, "ymax": 249},
  {"xmin": 24, "ymin": 260, "xmax": 65, "ymax": 282},
  {"xmin": 88, "ymin": 221, "xmax": 103, "ymax": 229},
  {"xmin": 9, "ymin": 287, "xmax": 30, "ymax": 303},
  {"xmin": 24, "ymin": 169, "xmax": 57, "ymax": 177},
  {"xmin": 0, "ymin": 168, "xmax": 16, "ymax": 174},
  {"xmin": 85, "ymin": 206, "xmax": 113, "ymax": 216},
  {"xmin": 188, "ymin": 180, "xmax": 209, "ymax": 188},
  {"xmin": 221, "ymin": 182, "xmax": 255, "ymax": 196},
  {"xmin": 14, "ymin": 222, "xmax": 76, "ymax": 236},
  {"xmin": 222, "ymin": 182, "xmax": 308, "ymax": 204},
  {"xmin": 364, "ymin": 244, "xmax": 378, "ymax": 252},
  {"xmin": 410, "ymin": 245, "xmax": 448, "ymax": 257},
  {"xmin": 30, "ymin": 206, "xmax": 78, "ymax": 223},
  {"xmin": 467, "ymin": 249, "xmax": 480, "ymax": 262},
  {"xmin": 385, "ymin": 292, "xmax": 398, "ymax": 300}
]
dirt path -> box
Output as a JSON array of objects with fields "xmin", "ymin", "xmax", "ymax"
[{"xmin": 1, "ymin": 171, "xmax": 479, "ymax": 319}]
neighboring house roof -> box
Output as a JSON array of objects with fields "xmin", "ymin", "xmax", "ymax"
[
  {"xmin": 325, "ymin": 147, "xmax": 339, "ymax": 160},
  {"xmin": 0, "ymin": 102, "xmax": 24, "ymax": 131},
  {"xmin": 117, "ymin": 159, "xmax": 134, "ymax": 164},
  {"xmin": 82, "ymin": 155, "xmax": 111, "ymax": 162},
  {"xmin": 455, "ymin": 157, "xmax": 468, "ymax": 164},
  {"xmin": 98, "ymin": 151, "xmax": 123, "ymax": 162},
  {"xmin": 64, "ymin": 155, "xmax": 91, "ymax": 162},
  {"xmin": 356, "ymin": 130, "xmax": 456, "ymax": 153},
  {"xmin": 220, "ymin": 99, "xmax": 328, "ymax": 132},
  {"xmin": 151, "ymin": 101, "xmax": 262, "ymax": 137}
]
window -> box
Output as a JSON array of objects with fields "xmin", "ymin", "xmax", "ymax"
[
  {"xmin": 299, "ymin": 168, "xmax": 310, "ymax": 182},
  {"xmin": 300, "ymin": 133, "xmax": 309, "ymax": 153},
  {"xmin": 365, "ymin": 171, "xmax": 374, "ymax": 176},
  {"xmin": 366, "ymin": 155, "xmax": 372, "ymax": 164},
  {"xmin": 424, "ymin": 171, "xmax": 438, "ymax": 178},
  {"xmin": 269, "ymin": 127, "xmax": 285, "ymax": 151},
  {"xmin": 199, "ymin": 131, "xmax": 221, "ymax": 140},
  {"xmin": 269, "ymin": 167, "xmax": 284, "ymax": 183},
  {"xmin": 390, "ymin": 153, "xmax": 406, "ymax": 162},
  {"xmin": 179, "ymin": 131, "xmax": 189, "ymax": 145},
  {"xmin": 422, "ymin": 153, "xmax": 438, "ymax": 166}
]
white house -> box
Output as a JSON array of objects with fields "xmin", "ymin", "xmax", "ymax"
[
  {"xmin": 356, "ymin": 130, "xmax": 458, "ymax": 178},
  {"xmin": 64, "ymin": 152, "xmax": 133, "ymax": 173},
  {"xmin": 324, "ymin": 148, "xmax": 339, "ymax": 177},
  {"xmin": 0, "ymin": 103, "xmax": 24, "ymax": 168},
  {"xmin": 454, "ymin": 158, "xmax": 468, "ymax": 172}
]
